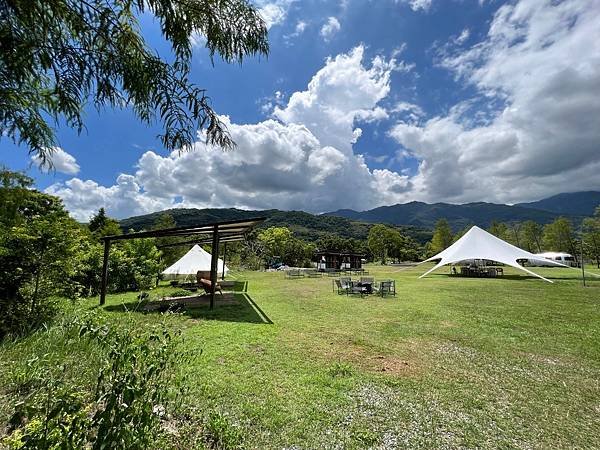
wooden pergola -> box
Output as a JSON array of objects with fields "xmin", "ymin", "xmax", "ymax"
[{"xmin": 99, "ymin": 217, "xmax": 266, "ymax": 308}]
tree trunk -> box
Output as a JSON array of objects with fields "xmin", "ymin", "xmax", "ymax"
[{"xmin": 571, "ymin": 242, "xmax": 579, "ymax": 264}]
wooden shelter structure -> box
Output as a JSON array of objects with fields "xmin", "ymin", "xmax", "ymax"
[
  {"xmin": 99, "ymin": 217, "xmax": 266, "ymax": 308},
  {"xmin": 315, "ymin": 251, "xmax": 365, "ymax": 270}
]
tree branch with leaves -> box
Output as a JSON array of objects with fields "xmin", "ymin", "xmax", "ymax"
[{"xmin": 0, "ymin": 0, "xmax": 269, "ymax": 164}]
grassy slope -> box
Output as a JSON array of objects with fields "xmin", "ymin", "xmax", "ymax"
[{"xmin": 2, "ymin": 265, "xmax": 600, "ymax": 448}]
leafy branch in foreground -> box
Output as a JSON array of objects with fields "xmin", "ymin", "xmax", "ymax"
[{"xmin": 0, "ymin": 0, "xmax": 269, "ymax": 164}]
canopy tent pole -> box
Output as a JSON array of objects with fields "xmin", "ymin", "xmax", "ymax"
[
  {"xmin": 100, "ymin": 239, "xmax": 111, "ymax": 305},
  {"xmin": 210, "ymin": 225, "xmax": 220, "ymax": 309},
  {"xmin": 581, "ymin": 237, "xmax": 586, "ymax": 287},
  {"xmin": 222, "ymin": 242, "xmax": 228, "ymax": 280}
]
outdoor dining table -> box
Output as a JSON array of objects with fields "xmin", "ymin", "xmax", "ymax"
[
  {"xmin": 356, "ymin": 281, "xmax": 373, "ymax": 294},
  {"xmin": 460, "ymin": 266, "xmax": 500, "ymax": 278}
]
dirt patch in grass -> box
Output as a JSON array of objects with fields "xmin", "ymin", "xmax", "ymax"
[
  {"xmin": 365, "ymin": 354, "xmax": 414, "ymax": 375},
  {"xmin": 311, "ymin": 333, "xmax": 425, "ymax": 377}
]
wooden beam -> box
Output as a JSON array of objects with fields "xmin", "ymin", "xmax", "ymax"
[
  {"xmin": 209, "ymin": 225, "xmax": 220, "ymax": 309},
  {"xmin": 156, "ymin": 234, "xmax": 243, "ymax": 249},
  {"xmin": 102, "ymin": 216, "xmax": 267, "ymax": 241},
  {"xmin": 222, "ymin": 242, "xmax": 228, "ymax": 280},
  {"xmin": 100, "ymin": 239, "xmax": 111, "ymax": 305}
]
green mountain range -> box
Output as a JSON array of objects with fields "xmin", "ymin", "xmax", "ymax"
[
  {"xmin": 325, "ymin": 191, "xmax": 600, "ymax": 230},
  {"xmin": 119, "ymin": 208, "xmax": 433, "ymax": 243},
  {"xmin": 118, "ymin": 191, "xmax": 600, "ymax": 241},
  {"xmin": 324, "ymin": 201, "xmax": 563, "ymax": 230},
  {"xmin": 515, "ymin": 191, "xmax": 600, "ymax": 216}
]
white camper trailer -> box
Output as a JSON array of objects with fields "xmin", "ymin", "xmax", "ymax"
[{"xmin": 529, "ymin": 252, "xmax": 577, "ymax": 267}]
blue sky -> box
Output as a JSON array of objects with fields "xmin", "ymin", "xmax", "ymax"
[{"xmin": 2, "ymin": 0, "xmax": 600, "ymax": 220}]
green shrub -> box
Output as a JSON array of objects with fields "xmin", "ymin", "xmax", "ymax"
[
  {"xmin": 0, "ymin": 297, "xmax": 59, "ymax": 339},
  {"xmin": 169, "ymin": 289, "xmax": 195, "ymax": 298},
  {"xmin": 3, "ymin": 313, "xmax": 183, "ymax": 449},
  {"xmin": 0, "ymin": 170, "xmax": 84, "ymax": 338}
]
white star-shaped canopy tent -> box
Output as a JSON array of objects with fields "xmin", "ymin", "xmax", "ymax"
[{"xmin": 420, "ymin": 226, "xmax": 567, "ymax": 283}]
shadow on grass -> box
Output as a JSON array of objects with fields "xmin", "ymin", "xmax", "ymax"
[
  {"xmin": 502, "ymin": 274, "xmax": 585, "ymax": 282},
  {"xmin": 186, "ymin": 293, "xmax": 273, "ymax": 324},
  {"xmin": 439, "ymin": 272, "xmax": 593, "ymax": 282},
  {"xmin": 103, "ymin": 281, "xmax": 273, "ymax": 324},
  {"xmin": 104, "ymin": 292, "xmax": 273, "ymax": 324}
]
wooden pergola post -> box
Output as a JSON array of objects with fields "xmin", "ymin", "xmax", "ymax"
[
  {"xmin": 100, "ymin": 239, "xmax": 111, "ymax": 305},
  {"xmin": 210, "ymin": 225, "xmax": 220, "ymax": 309},
  {"xmin": 221, "ymin": 242, "xmax": 228, "ymax": 280}
]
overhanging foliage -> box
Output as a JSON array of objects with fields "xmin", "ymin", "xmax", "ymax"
[{"xmin": 0, "ymin": 0, "xmax": 269, "ymax": 162}]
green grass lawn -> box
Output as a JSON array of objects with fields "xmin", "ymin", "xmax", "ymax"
[{"xmin": 2, "ymin": 264, "xmax": 600, "ymax": 448}]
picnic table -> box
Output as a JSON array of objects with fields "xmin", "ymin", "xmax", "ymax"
[
  {"xmin": 459, "ymin": 266, "xmax": 503, "ymax": 277},
  {"xmin": 333, "ymin": 277, "xmax": 395, "ymax": 297},
  {"xmin": 356, "ymin": 281, "xmax": 373, "ymax": 294}
]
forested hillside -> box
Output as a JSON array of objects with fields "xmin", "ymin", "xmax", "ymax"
[{"xmin": 119, "ymin": 208, "xmax": 433, "ymax": 244}]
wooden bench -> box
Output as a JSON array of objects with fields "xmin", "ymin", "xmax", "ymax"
[{"xmin": 198, "ymin": 278, "xmax": 222, "ymax": 295}]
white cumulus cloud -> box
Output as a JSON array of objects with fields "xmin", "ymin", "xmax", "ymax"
[
  {"xmin": 293, "ymin": 20, "xmax": 307, "ymax": 35},
  {"xmin": 47, "ymin": 46, "xmax": 405, "ymax": 221},
  {"xmin": 455, "ymin": 28, "xmax": 470, "ymax": 45},
  {"xmin": 32, "ymin": 147, "xmax": 80, "ymax": 175},
  {"xmin": 395, "ymin": 0, "xmax": 432, "ymax": 12},
  {"xmin": 284, "ymin": 20, "xmax": 308, "ymax": 43},
  {"xmin": 274, "ymin": 45, "xmax": 395, "ymax": 151},
  {"xmin": 409, "ymin": 0, "xmax": 432, "ymax": 11},
  {"xmin": 256, "ymin": 0, "xmax": 294, "ymax": 29},
  {"xmin": 46, "ymin": 175, "xmax": 168, "ymax": 222},
  {"xmin": 389, "ymin": 0, "xmax": 600, "ymax": 204}
]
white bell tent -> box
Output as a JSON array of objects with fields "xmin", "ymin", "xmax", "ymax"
[
  {"xmin": 162, "ymin": 244, "xmax": 229, "ymax": 280},
  {"xmin": 420, "ymin": 226, "xmax": 566, "ymax": 283}
]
